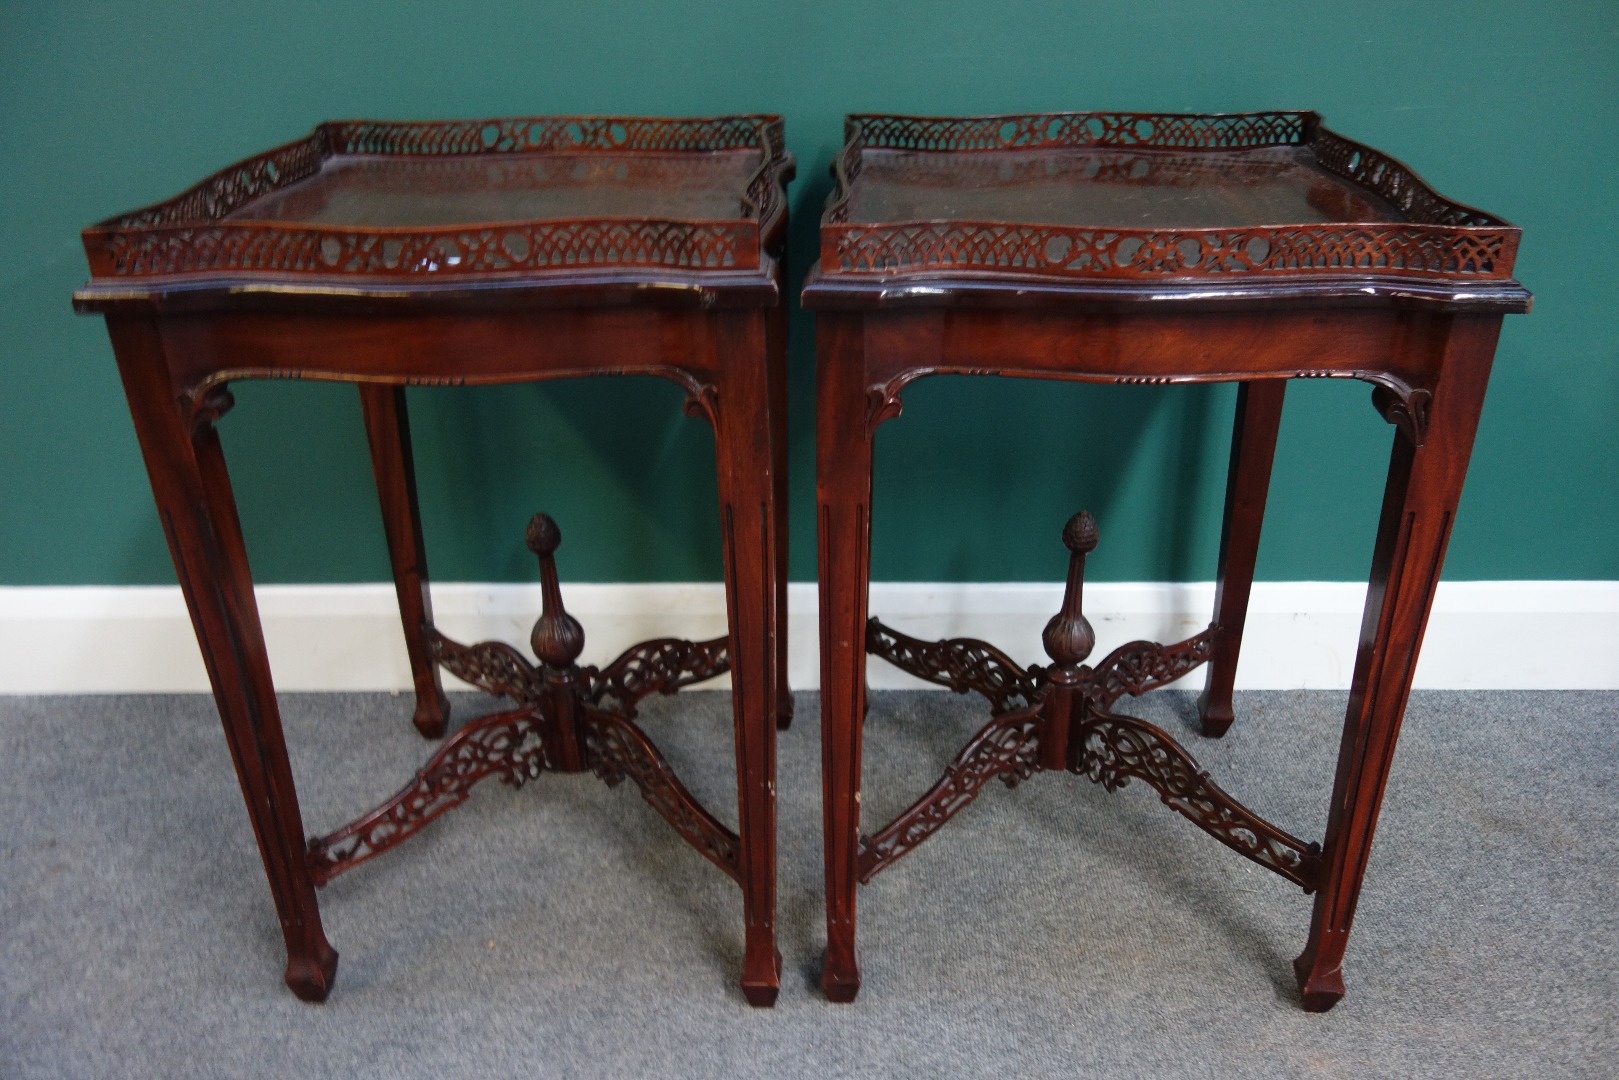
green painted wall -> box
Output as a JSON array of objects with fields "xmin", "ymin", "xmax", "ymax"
[{"xmin": 3, "ymin": 1, "xmax": 1615, "ymax": 586}]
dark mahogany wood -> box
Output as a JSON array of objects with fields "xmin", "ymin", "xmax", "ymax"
[
  {"xmin": 106, "ymin": 318, "xmax": 337, "ymax": 1002},
  {"xmin": 1294, "ymin": 317, "xmax": 1504, "ymax": 1010},
  {"xmin": 769, "ymin": 295, "xmax": 794, "ymax": 732},
  {"xmin": 306, "ymin": 516, "xmax": 746, "ymax": 889},
  {"xmin": 805, "ymin": 111, "xmax": 1529, "ymax": 1011},
  {"xmin": 814, "ymin": 312, "xmax": 877, "ymax": 1003},
  {"xmin": 359, "ymin": 383, "xmax": 449, "ymax": 739},
  {"xmin": 1198, "ymin": 379, "xmax": 1286, "ymax": 737},
  {"xmin": 76, "ymin": 116, "xmax": 793, "ymax": 1006}
]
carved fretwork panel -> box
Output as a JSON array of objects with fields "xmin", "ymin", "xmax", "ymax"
[
  {"xmin": 857, "ymin": 706, "xmax": 1044, "ymax": 882},
  {"xmin": 310, "ymin": 622, "xmax": 749, "ymax": 889},
  {"xmin": 820, "ymin": 112, "xmax": 1520, "ymax": 283},
  {"xmin": 582, "ymin": 706, "xmax": 742, "ymax": 882},
  {"xmin": 850, "ymin": 507, "xmax": 1325, "ymax": 892},
  {"xmin": 826, "ymin": 221, "xmax": 1515, "ymax": 281},
  {"xmin": 847, "ymin": 111, "xmax": 1315, "ymax": 156},
  {"xmin": 85, "ymin": 116, "xmax": 791, "ymax": 281},
  {"xmin": 866, "ymin": 619, "xmax": 1042, "ymax": 716},
  {"xmin": 1070, "ymin": 711, "xmax": 1321, "ymax": 890},
  {"xmin": 102, "ymin": 220, "xmax": 755, "ymax": 279},
  {"xmin": 430, "ymin": 631, "xmax": 543, "ymax": 704},
  {"xmin": 305, "ymin": 706, "xmax": 547, "ymax": 885},
  {"xmin": 1089, "ymin": 629, "xmax": 1217, "ymax": 709},
  {"xmin": 590, "ymin": 635, "xmax": 732, "ymax": 716}
]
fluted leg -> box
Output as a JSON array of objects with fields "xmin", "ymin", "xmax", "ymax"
[
  {"xmin": 360, "ymin": 383, "xmax": 449, "ymax": 739},
  {"xmin": 816, "ymin": 314, "xmax": 874, "ymax": 1002},
  {"xmin": 1199, "ymin": 379, "xmax": 1286, "ymax": 737},
  {"xmin": 1295, "ymin": 318, "xmax": 1501, "ymax": 1011},
  {"xmin": 768, "ymin": 299, "xmax": 794, "ymax": 730},
  {"xmin": 108, "ymin": 317, "xmax": 337, "ymax": 1002},
  {"xmin": 712, "ymin": 311, "xmax": 782, "ymax": 1006}
]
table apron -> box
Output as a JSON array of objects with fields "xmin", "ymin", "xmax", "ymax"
[
  {"xmin": 150, "ymin": 307, "xmax": 738, "ymax": 404},
  {"xmin": 854, "ymin": 307, "xmax": 1456, "ymax": 394}
]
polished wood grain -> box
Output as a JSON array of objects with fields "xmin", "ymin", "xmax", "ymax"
[
  {"xmin": 806, "ymin": 111, "xmax": 1529, "ymax": 1011},
  {"xmin": 1197, "ymin": 379, "xmax": 1286, "ymax": 738},
  {"xmin": 360, "ymin": 384, "xmax": 449, "ymax": 739},
  {"xmin": 821, "ymin": 112, "xmax": 1518, "ymax": 287},
  {"xmin": 77, "ymin": 116, "xmax": 793, "ymax": 1006}
]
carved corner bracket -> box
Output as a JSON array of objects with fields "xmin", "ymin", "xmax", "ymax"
[
  {"xmin": 1368, "ymin": 377, "xmax": 1432, "ymax": 446},
  {"xmin": 185, "ymin": 384, "xmax": 236, "ymax": 438},
  {"xmin": 680, "ymin": 380, "xmax": 721, "ymax": 429},
  {"xmin": 865, "ymin": 384, "xmax": 905, "ymax": 429}
]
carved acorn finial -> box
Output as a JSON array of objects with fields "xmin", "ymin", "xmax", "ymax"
[
  {"xmin": 1043, "ymin": 510, "xmax": 1098, "ymax": 668},
  {"xmin": 526, "ymin": 513, "xmax": 584, "ymax": 670},
  {"xmin": 1063, "ymin": 509, "xmax": 1099, "ymax": 555},
  {"xmin": 526, "ymin": 513, "xmax": 562, "ymax": 557}
]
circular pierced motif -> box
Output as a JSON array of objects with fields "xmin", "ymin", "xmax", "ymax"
[
  {"xmin": 83, "ymin": 116, "xmax": 789, "ymax": 280},
  {"xmin": 822, "ymin": 112, "xmax": 1518, "ymax": 282}
]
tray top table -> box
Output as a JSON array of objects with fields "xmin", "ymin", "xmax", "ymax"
[
  {"xmin": 75, "ymin": 115, "xmax": 795, "ymax": 1005},
  {"xmin": 804, "ymin": 111, "xmax": 1529, "ymax": 1010}
]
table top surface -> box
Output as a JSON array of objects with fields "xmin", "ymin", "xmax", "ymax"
[
  {"xmin": 806, "ymin": 112, "xmax": 1528, "ymax": 311},
  {"xmin": 76, "ymin": 116, "xmax": 791, "ymax": 310},
  {"xmin": 844, "ymin": 145, "xmax": 1401, "ymax": 230},
  {"xmin": 234, "ymin": 150, "xmax": 764, "ymax": 229}
]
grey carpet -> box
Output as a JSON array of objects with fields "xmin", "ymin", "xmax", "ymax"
[{"xmin": 2, "ymin": 688, "xmax": 1613, "ymax": 1078}]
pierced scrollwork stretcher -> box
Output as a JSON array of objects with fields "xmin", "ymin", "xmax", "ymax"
[
  {"xmin": 855, "ymin": 510, "xmax": 1323, "ymax": 893},
  {"xmin": 303, "ymin": 514, "xmax": 744, "ymax": 891}
]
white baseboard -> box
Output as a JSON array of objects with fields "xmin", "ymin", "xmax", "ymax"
[{"xmin": 0, "ymin": 581, "xmax": 1614, "ymax": 694}]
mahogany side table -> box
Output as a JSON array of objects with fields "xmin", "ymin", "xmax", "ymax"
[
  {"xmin": 74, "ymin": 115, "xmax": 794, "ymax": 1005},
  {"xmin": 803, "ymin": 111, "xmax": 1529, "ymax": 1010}
]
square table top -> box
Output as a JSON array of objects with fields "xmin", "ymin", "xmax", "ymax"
[
  {"xmin": 805, "ymin": 112, "xmax": 1528, "ymax": 312},
  {"xmin": 75, "ymin": 116, "xmax": 792, "ymax": 310}
]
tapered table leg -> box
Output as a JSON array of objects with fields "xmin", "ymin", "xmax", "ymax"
[
  {"xmin": 108, "ymin": 316, "xmax": 338, "ymax": 1002},
  {"xmin": 1199, "ymin": 379, "xmax": 1286, "ymax": 737},
  {"xmin": 1295, "ymin": 317, "xmax": 1502, "ymax": 1011},
  {"xmin": 816, "ymin": 314, "xmax": 874, "ymax": 1002},
  {"xmin": 359, "ymin": 383, "xmax": 449, "ymax": 739},
  {"xmin": 768, "ymin": 299, "xmax": 794, "ymax": 731},
  {"xmin": 712, "ymin": 311, "xmax": 783, "ymax": 1006}
]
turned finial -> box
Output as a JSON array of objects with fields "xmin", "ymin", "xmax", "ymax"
[
  {"xmin": 1062, "ymin": 510, "xmax": 1099, "ymax": 556},
  {"xmin": 1043, "ymin": 510, "xmax": 1098, "ymax": 668},
  {"xmin": 526, "ymin": 513, "xmax": 562, "ymax": 557},
  {"xmin": 526, "ymin": 513, "xmax": 584, "ymax": 669}
]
